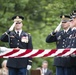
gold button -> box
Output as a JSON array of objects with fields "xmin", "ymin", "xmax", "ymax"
[
  {"xmin": 62, "ymin": 46, "xmax": 64, "ymax": 48},
  {"xmin": 17, "ymin": 43, "xmax": 19, "ymax": 45},
  {"xmin": 63, "ymin": 42, "xmax": 64, "ymax": 44},
  {"xmin": 63, "ymin": 39, "xmax": 65, "ymax": 41}
]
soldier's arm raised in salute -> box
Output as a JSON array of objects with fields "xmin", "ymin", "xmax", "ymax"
[{"xmin": 46, "ymin": 31, "xmax": 57, "ymax": 43}]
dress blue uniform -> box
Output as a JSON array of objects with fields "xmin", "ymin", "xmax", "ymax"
[
  {"xmin": 0, "ymin": 16, "xmax": 33, "ymax": 75},
  {"xmin": 68, "ymin": 10, "xmax": 76, "ymax": 75},
  {"xmin": 46, "ymin": 15, "xmax": 72, "ymax": 75},
  {"xmin": 46, "ymin": 29, "xmax": 72, "ymax": 75}
]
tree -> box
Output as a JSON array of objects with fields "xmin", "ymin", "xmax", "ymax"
[{"xmin": 0, "ymin": 0, "xmax": 76, "ymax": 74}]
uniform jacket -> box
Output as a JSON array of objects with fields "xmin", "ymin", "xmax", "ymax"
[
  {"xmin": 0, "ymin": 30, "xmax": 33, "ymax": 68},
  {"xmin": 46, "ymin": 29, "xmax": 71, "ymax": 49}
]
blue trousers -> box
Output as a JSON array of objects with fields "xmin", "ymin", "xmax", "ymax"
[
  {"xmin": 8, "ymin": 68, "xmax": 27, "ymax": 75},
  {"xmin": 71, "ymin": 67, "xmax": 76, "ymax": 75},
  {"xmin": 56, "ymin": 67, "xmax": 72, "ymax": 75}
]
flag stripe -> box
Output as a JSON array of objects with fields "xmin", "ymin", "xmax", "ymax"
[{"xmin": 0, "ymin": 47, "xmax": 76, "ymax": 58}]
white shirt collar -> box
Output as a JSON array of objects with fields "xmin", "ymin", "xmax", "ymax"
[
  {"xmin": 15, "ymin": 29, "xmax": 22, "ymax": 36},
  {"xmin": 64, "ymin": 28, "xmax": 70, "ymax": 32}
]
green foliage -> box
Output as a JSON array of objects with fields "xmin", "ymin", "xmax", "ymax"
[{"xmin": 0, "ymin": 0, "xmax": 76, "ymax": 74}]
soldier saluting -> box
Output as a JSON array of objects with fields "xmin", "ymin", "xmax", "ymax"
[
  {"xmin": 46, "ymin": 15, "xmax": 72, "ymax": 75},
  {"xmin": 68, "ymin": 10, "xmax": 76, "ymax": 75},
  {"xmin": 0, "ymin": 16, "xmax": 33, "ymax": 75}
]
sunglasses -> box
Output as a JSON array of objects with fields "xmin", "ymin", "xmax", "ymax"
[
  {"xmin": 16, "ymin": 22, "xmax": 21, "ymax": 24},
  {"xmin": 62, "ymin": 22, "xmax": 67, "ymax": 23}
]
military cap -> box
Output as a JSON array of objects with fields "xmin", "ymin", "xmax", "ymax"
[
  {"xmin": 60, "ymin": 15, "xmax": 71, "ymax": 23},
  {"xmin": 73, "ymin": 10, "xmax": 76, "ymax": 15},
  {"xmin": 70, "ymin": 10, "xmax": 76, "ymax": 18},
  {"xmin": 12, "ymin": 16, "xmax": 24, "ymax": 22}
]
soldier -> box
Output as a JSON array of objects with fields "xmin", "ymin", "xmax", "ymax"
[
  {"xmin": 46, "ymin": 15, "xmax": 72, "ymax": 75},
  {"xmin": 68, "ymin": 10, "xmax": 76, "ymax": 75},
  {"xmin": 0, "ymin": 16, "xmax": 33, "ymax": 75}
]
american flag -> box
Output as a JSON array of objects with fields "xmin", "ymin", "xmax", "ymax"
[{"xmin": 0, "ymin": 47, "xmax": 76, "ymax": 58}]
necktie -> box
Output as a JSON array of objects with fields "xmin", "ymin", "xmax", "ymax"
[{"xmin": 16, "ymin": 31, "xmax": 19, "ymax": 37}]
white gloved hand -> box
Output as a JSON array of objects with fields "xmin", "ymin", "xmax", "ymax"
[
  {"xmin": 9, "ymin": 22, "xmax": 16, "ymax": 31},
  {"xmin": 0, "ymin": 47, "xmax": 7, "ymax": 51},
  {"xmin": 27, "ymin": 65, "xmax": 31, "ymax": 70},
  {"xmin": 54, "ymin": 21, "xmax": 62, "ymax": 32}
]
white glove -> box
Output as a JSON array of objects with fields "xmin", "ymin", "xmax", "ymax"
[
  {"xmin": 9, "ymin": 22, "xmax": 16, "ymax": 31},
  {"xmin": 0, "ymin": 47, "xmax": 7, "ymax": 51},
  {"xmin": 27, "ymin": 65, "xmax": 31, "ymax": 70},
  {"xmin": 54, "ymin": 21, "xmax": 62, "ymax": 32}
]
